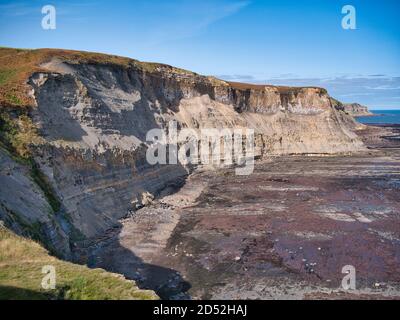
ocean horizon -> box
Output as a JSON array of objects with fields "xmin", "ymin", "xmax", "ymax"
[{"xmin": 356, "ymin": 110, "xmax": 400, "ymax": 125}]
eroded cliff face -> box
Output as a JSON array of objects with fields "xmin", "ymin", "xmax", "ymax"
[
  {"xmin": 0, "ymin": 53, "xmax": 365, "ymax": 259},
  {"xmin": 343, "ymin": 103, "xmax": 373, "ymax": 116}
]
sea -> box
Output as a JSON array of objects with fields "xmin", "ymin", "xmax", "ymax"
[{"xmin": 356, "ymin": 110, "xmax": 400, "ymax": 125}]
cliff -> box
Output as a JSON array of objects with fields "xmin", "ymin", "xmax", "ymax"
[
  {"xmin": 343, "ymin": 103, "xmax": 373, "ymax": 117},
  {"xmin": 0, "ymin": 48, "xmax": 365, "ymax": 261}
]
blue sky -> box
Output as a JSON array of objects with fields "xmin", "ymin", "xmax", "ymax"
[{"xmin": 1, "ymin": 0, "xmax": 399, "ymax": 109}]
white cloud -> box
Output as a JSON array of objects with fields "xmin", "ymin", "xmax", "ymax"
[
  {"xmin": 142, "ymin": 0, "xmax": 251, "ymax": 46},
  {"xmin": 366, "ymin": 85, "xmax": 400, "ymax": 90}
]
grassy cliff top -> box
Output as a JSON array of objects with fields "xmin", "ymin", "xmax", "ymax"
[
  {"xmin": 0, "ymin": 47, "xmax": 199, "ymax": 108},
  {"xmin": 228, "ymin": 81, "xmax": 328, "ymax": 95},
  {"xmin": 0, "ymin": 225, "xmax": 158, "ymax": 300}
]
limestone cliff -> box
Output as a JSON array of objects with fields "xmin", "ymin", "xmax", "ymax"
[
  {"xmin": 343, "ymin": 103, "xmax": 373, "ymax": 116},
  {"xmin": 0, "ymin": 48, "xmax": 365, "ymax": 259}
]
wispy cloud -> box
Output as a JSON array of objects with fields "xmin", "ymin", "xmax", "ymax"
[
  {"xmin": 217, "ymin": 74, "xmax": 255, "ymax": 81},
  {"xmin": 0, "ymin": 0, "xmax": 96, "ymax": 17},
  {"xmin": 201, "ymin": 0, "xmax": 251, "ymax": 26},
  {"xmin": 142, "ymin": 0, "xmax": 251, "ymax": 46},
  {"xmin": 366, "ymin": 85, "xmax": 400, "ymax": 90}
]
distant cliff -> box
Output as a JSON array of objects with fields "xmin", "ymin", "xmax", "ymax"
[
  {"xmin": 343, "ymin": 103, "xmax": 373, "ymax": 116},
  {"xmin": 0, "ymin": 48, "xmax": 365, "ymax": 261}
]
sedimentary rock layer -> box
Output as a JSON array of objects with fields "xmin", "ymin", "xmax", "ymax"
[{"xmin": 343, "ymin": 103, "xmax": 373, "ymax": 116}]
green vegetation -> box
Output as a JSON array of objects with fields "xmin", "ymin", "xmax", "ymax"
[
  {"xmin": 0, "ymin": 47, "xmax": 197, "ymax": 108},
  {"xmin": 228, "ymin": 81, "xmax": 328, "ymax": 95},
  {"xmin": 29, "ymin": 161, "xmax": 61, "ymax": 213},
  {"xmin": 0, "ymin": 110, "xmax": 42, "ymax": 159},
  {"xmin": 0, "ymin": 226, "xmax": 158, "ymax": 300},
  {"xmin": 5, "ymin": 93, "xmax": 22, "ymax": 105},
  {"xmin": 330, "ymin": 97, "xmax": 345, "ymax": 111},
  {"xmin": 0, "ymin": 69, "xmax": 16, "ymax": 86},
  {"xmin": 0, "ymin": 48, "xmax": 36, "ymax": 107},
  {"xmin": 0, "ymin": 205, "xmax": 47, "ymax": 248},
  {"xmin": 0, "ymin": 111, "xmax": 60, "ymax": 213}
]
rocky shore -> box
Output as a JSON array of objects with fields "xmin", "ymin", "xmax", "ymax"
[{"xmin": 89, "ymin": 124, "xmax": 400, "ymax": 299}]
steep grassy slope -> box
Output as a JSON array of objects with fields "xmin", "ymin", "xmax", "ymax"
[{"xmin": 0, "ymin": 225, "xmax": 158, "ymax": 300}]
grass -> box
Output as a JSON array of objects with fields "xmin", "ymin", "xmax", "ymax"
[
  {"xmin": 0, "ymin": 111, "xmax": 43, "ymax": 159},
  {"xmin": 5, "ymin": 93, "xmax": 22, "ymax": 105},
  {"xmin": 0, "ymin": 69, "xmax": 17, "ymax": 86},
  {"xmin": 0, "ymin": 225, "xmax": 158, "ymax": 300},
  {"xmin": 0, "ymin": 47, "xmax": 198, "ymax": 108},
  {"xmin": 228, "ymin": 81, "xmax": 328, "ymax": 95},
  {"xmin": 0, "ymin": 205, "xmax": 51, "ymax": 252}
]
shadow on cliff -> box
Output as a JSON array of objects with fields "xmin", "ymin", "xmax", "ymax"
[
  {"xmin": 77, "ymin": 172, "xmax": 193, "ymax": 300},
  {"xmin": 84, "ymin": 228, "xmax": 192, "ymax": 300},
  {"xmin": 29, "ymin": 63, "xmax": 203, "ymax": 299}
]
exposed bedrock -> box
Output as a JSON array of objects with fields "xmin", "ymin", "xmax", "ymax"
[
  {"xmin": 343, "ymin": 103, "xmax": 373, "ymax": 117},
  {"xmin": 1, "ymin": 58, "xmax": 365, "ymax": 259}
]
